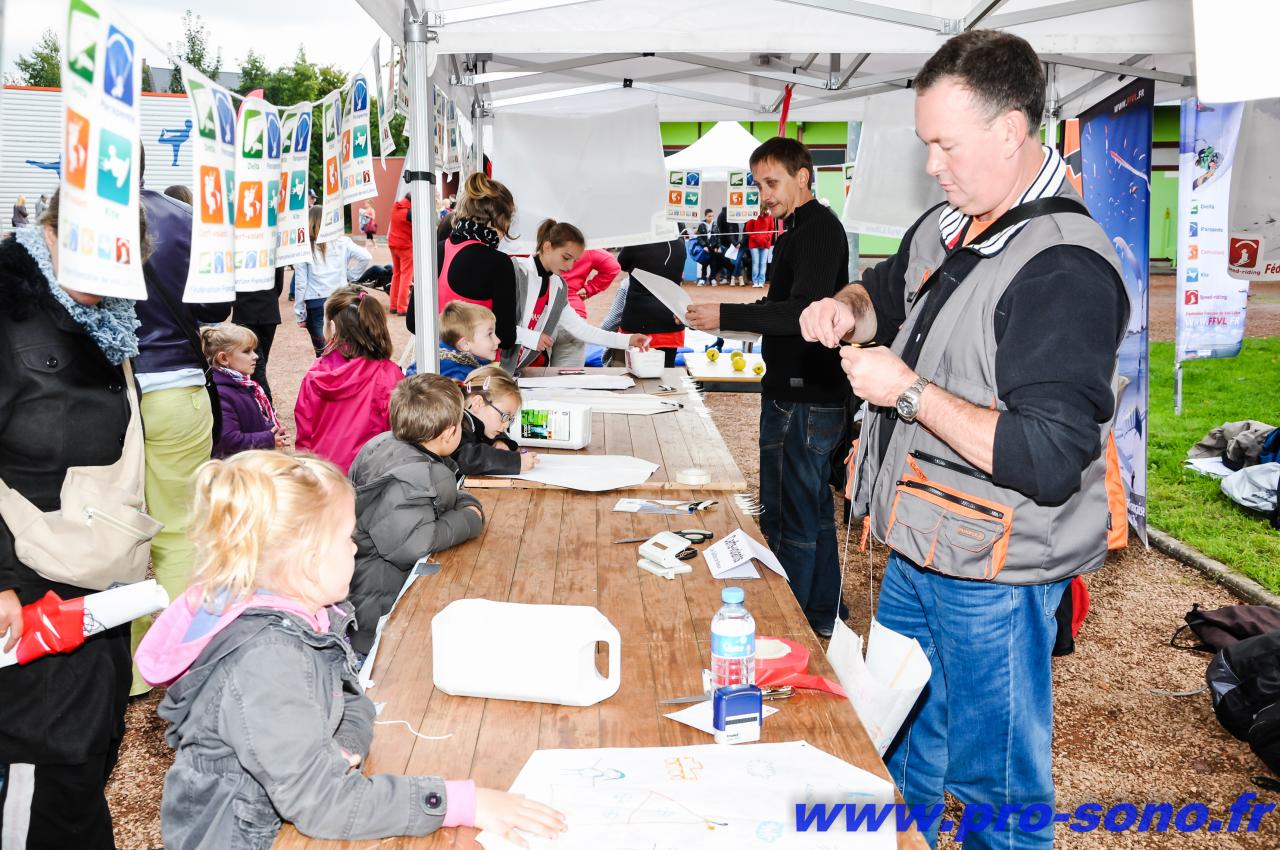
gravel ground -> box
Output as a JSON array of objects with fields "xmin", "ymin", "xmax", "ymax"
[{"xmin": 107, "ymin": 261, "xmax": 1280, "ymax": 848}]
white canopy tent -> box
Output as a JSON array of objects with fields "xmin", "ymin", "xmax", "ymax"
[
  {"xmin": 664, "ymin": 121, "xmax": 767, "ymax": 182},
  {"xmin": 354, "ymin": 0, "xmax": 1197, "ymax": 370}
]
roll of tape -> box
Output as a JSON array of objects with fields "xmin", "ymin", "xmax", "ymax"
[{"xmin": 676, "ymin": 467, "xmax": 712, "ymax": 486}]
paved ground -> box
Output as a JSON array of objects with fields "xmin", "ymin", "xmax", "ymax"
[{"xmin": 107, "ymin": 259, "xmax": 1280, "ymax": 848}]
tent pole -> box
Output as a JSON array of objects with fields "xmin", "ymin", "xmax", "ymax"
[
  {"xmin": 1044, "ymin": 63, "xmax": 1060, "ymax": 149},
  {"xmin": 846, "ymin": 120, "xmax": 861, "ymax": 279},
  {"xmin": 405, "ymin": 6, "xmax": 440, "ymax": 375}
]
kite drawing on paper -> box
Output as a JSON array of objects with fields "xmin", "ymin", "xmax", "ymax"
[{"xmin": 475, "ymin": 741, "xmax": 898, "ymax": 850}]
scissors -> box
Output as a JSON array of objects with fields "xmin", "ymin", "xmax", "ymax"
[
  {"xmin": 660, "ymin": 686, "xmax": 794, "ymax": 705},
  {"xmin": 613, "ymin": 529, "xmax": 715, "ymax": 546}
]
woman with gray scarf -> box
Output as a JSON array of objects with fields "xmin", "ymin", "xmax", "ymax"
[{"xmin": 0, "ymin": 192, "xmax": 145, "ymax": 849}]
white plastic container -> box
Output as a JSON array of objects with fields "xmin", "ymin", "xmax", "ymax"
[
  {"xmin": 626, "ymin": 347, "xmax": 666, "ymax": 379},
  {"xmin": 506, "ymin": 401, "xmax": 592, "ymax": 450},
  {"xmin": 431, "ymin": 599, "xmax": 621, "ymax": 706}
]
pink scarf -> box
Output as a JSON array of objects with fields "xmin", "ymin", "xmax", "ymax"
[{"xmin": 217, "ymin": 366, "xmax": 281, "ymax": 430}]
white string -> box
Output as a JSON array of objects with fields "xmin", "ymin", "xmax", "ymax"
[{"xmin": 373, "ymin": 720, "xmax": 453, "ymax": 741}]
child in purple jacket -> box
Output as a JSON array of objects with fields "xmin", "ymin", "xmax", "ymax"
[{"xmin": 200, "ymin": 323, "xmax": 289, "ymax": 458}]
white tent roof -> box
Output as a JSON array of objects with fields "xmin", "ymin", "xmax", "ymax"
[
  {"xmin": 664, "ymin": 121, "xmax": 763, "ymax": 181},
  {"xmin": 357, "ymin": 0, "xmax": 1196, "ymax": 121}
]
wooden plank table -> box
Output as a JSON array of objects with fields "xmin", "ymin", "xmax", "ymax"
[
  {"xmin": 274, "ymin": 490, "xmax": 926, "ymax": 850},
  {"xmin": 466, "ymin": 367, "xmax": 748, "ymax": 492}
]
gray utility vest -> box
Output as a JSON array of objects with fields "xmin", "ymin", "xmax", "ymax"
[{"xmin": 851, "ymin": 185, "xmax": 1123, "ymax": 586}]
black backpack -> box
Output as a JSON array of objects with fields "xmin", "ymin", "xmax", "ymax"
[{"xmin": 1208, "ymin": 630, "xmax": 1280, "ymax": 774}]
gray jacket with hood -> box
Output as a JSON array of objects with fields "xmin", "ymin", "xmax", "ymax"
[
  {"xmin": 348, "ymin": 431, "xmax": 484, "ymax": 654},
  {"xmin": 157, "ymin": 604, "xmax": 451, "ymax": 850}
]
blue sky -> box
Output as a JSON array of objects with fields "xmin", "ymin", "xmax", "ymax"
[{"xmin": 4, "ymin": 0, "xmax": 387, "ymax": 81}]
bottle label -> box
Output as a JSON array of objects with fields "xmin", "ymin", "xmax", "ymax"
[{"xmin": 712, "ymin": 631, "xmax": 755, "ymax": 659}]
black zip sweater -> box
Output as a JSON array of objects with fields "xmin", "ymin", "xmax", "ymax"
[{"xmin": 719, "ymin": 199, "xmax": 850, "ymax": 403}]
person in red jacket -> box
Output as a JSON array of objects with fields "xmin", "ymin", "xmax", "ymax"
[
  {"xmin": 743, "ymin": 210, "xmax": 777, "ymax": 288},
  {"xmin": 548, "ymin": 248, "xmax": 623, "ymax": 366},
  {"xmin": 387, "ymin": 193, "xmax": 413, "ymax": 315}
]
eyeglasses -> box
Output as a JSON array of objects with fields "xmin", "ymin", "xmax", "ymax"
[{"xmin": 485, "ymin": 399, "xmax": 516, "ymax": 425}]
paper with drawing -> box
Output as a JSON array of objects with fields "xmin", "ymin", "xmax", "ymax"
[{"xmin": 476, "ymin": 741, "xmax": 896, "ymax": 850}]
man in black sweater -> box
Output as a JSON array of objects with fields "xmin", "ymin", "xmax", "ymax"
[{"xmin": 686, "ymin": 137, "xmax": 850, "ymax": 636}]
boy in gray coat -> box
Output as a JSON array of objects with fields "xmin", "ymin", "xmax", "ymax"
[{"xmin": 348, "ymin": 374, "xmax": 485, "ymax": 655}]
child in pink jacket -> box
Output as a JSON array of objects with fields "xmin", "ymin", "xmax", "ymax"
[{"xmin": 294, "ymin": 286, "xmax": 404, "ymax": 472}]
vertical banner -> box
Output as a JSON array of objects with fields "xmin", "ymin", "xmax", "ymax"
[
  {"xmin": 843, "ymin": 162, "xmax": 855, "ymax": 197},
  {"xmin": 373, "ymin": 42, "xmax": 394, "ymax": 166},
  {"xmin": 182, "ymin": 69, "xmax": 236, "ymax": 301},
  {"xmin": 726, "ymin": 170, "xmax": 760, "ymax": 223},
  {"xmin": 1227, "ymin": 98, "xmax": 1280, "ymax": 280},
  {"xmin": 1079, "ymin": 79, "xmax": 1154, "ymax": 544},
  {"xmin": 1177, "ymin": 100, "xmax": 1248, "ymax": 359},
  {"xmin": 665, "ymin": 169, "xmax": 700, "ymax": 221},
  {"xmin": 276, "ymin": 104, "xmax": 313, "ymax": 266},
  {"xmin": 445, "ymin": 97, "xmax": 461, "ymax": 172},
  {"xmin": 318, "ymin": 89, "xmax": 344, "ymax": 242},
  {"xmin": 340, "ymin": 76, "xmax": 378, "ymax": 205},
  {"xmin": 394, "ymin": 47, "xmax": 410, "ymax": 119},
  {"xmin": 232, "ymin": 94, "xmax": 280, "ymax": 291},
  {"xmin": 60, "ymin": 0, "xmax": 145, "ymax": 299}
]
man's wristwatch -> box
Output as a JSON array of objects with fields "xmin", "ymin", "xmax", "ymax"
[{"xmin": 895, "ymin": 376, "xmax": 932, "ymax": 424}]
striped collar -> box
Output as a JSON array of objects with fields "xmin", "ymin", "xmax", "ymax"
[{"xmin": 937, "ymin": 145, "xmax": 1067, "ymax": 257}]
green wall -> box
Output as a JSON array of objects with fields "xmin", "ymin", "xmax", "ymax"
[{"xmin": 662, "ymin": 105, "xmax": 1182, "ymax": 259}]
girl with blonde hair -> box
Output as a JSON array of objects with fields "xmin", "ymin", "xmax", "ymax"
[{"xmin": 136, "ymin": 451, "xmax": 567, "ymax": 850}]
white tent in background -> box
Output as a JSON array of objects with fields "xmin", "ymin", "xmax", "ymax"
[
  {"xmin": 664, "ymin": 121, "xmax": 764, "ymax": 181},
  {"xmin": 352, "ymin": 0, "xmax": 1197, "ymax": 370}
]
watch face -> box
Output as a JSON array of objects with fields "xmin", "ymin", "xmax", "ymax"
[{"xmin": 896, "ymin": 397, "xmax": 915, "ymax": 419}]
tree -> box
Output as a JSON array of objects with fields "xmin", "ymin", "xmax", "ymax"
[
  {"xmin": 12, "ymin": 29, "xmax": 61, "ymax": 88},
  {"xmin": 141, "ymin": 60, "xmax": 154, "ymax": 93},
  {"xmin": 237, "ymin": 50, "xmax": 270, "ymax": 96},
  {"xmin": 168, "ymin": 10, "xmax": 222, "ymax": 93}
]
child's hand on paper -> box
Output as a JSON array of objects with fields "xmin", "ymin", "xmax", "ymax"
[
  {"xmin": 474, "ymin": 788, "xmax": 567, "ymax": 846},
  {"xmin": 520, "ymin": 452, "xmax": 539, "ymax": 472}
]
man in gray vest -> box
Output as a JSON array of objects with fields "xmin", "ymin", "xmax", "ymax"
[{"xmin": 801, "ymin": 31, "xmax": 1127, "ymax": 848}]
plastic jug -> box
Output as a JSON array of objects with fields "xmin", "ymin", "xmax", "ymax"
[
  {"xmin": 506, "ymin": 401, "xmax": 592, "ymax": 450},
  {"xmin": 431, "ymin": 599, "xmax": 621, "ymax": 706}
]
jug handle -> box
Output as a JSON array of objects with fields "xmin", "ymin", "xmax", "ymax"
[{"xmin": 593, "ymin": 623, "xmax": 622, "ymax": 701}]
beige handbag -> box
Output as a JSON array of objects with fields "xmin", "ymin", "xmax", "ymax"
[{"xmin": 0, "ymin": 360, "xmax": 163, "ymax": 590}]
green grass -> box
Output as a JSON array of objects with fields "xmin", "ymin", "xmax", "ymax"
[{"xmin": 1148, "ymin": 337, "xmax": 1280, "ymax": 591}]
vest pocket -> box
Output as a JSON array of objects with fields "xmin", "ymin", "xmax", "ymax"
[{"xmin": 885, "ymin": 472, "xmax": 1014, "ymax": 581}]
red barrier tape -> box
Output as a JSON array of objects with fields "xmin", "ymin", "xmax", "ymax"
[{"xmin": 755, "ymin": 636, "xmax": 846, "ymax": 697}]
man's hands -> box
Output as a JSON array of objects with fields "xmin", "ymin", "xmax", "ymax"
[
  {"xmin": 684, "ymin": 303, "xmax": 720, "ymax": 332},
  {"xmin": 839, "ymin": 345, "xmax": 918, "ymax": 408},
  {"xmin": 800, "ymin": 297, "xmax": 857, "ymax": 348},
  {"xmin": 474, "ymin": 788, "xmax": 567, "ymax": 847},
  {"xmin": 0, "ymin": 590, "xmax": 23, "ymax": 653}
]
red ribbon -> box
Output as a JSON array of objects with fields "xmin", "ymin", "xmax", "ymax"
[
  {"xmin": 777, "ymin": 84, "xmax": 795, "ymax": 138},
  {"xmin": 16, "ymin": 591, "xmax": 87, "ymax": 665}
]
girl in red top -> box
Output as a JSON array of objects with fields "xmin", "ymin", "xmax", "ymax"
[{"xmin": 743, "ymin": 211, "xmax": 777, "ymax": 288}]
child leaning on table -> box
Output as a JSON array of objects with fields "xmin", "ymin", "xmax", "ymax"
[
  {"xmin": 347, "ymin": 374, "xmax": 486, "ymax": 657},
  {"xmin": 456, "ymin": 363, "xmax": 539, "ymax": 476},
  {"xmin": 135, "ymin": 451, "xmax": 565, "ymax": 850}
]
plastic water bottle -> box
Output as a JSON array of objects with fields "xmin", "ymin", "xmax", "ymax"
[{"xmin": 711, "ymin": 587, "xmax": 756, "ymax": 688}]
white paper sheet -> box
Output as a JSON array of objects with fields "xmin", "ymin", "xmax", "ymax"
[
  {"xmin": 631, "ymin": 268, "xmax": 691, "ymax": 323},
  {"xmin": 517, "ymin": 375, "xmax": 636, "ymax": 390},
  {"xmin": 664, "ymin": 700, "xmax": 779, "ymax": 736},
  {"xmin": 614, "ymin": 498, "xmax": 700, "ymax": 515},
  {"xmin": 826, "ymin": 619, "xmax": 931, "ymax": 756},
  {"xmin": 702, "ymin": 528, "xmax": 788, "ymax": 581},
  {"xmin": 1186, "ymin": 456, "xmax": 1235, "ymax": 478},
  {"xmin": 476, "ymin": 741, "xmax": 896, "ymax": 850},
  {"xmin": 523, "ymin": 388, "xmax": 681, "ymax": 415},
  {"xmin": 502, "ymin": 455, "xmax": 658, "ymax": 492}
]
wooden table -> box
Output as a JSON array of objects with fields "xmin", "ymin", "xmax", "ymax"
[
  {"xmin": 275, "ymin": 489, "xmax": 926, "ymax": 850},
  {"xmin": 467, "ymin": 367, "xmax": 748, "ymax": 492}
]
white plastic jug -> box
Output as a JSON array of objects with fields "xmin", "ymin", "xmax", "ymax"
[
  {"xmin": 506, "ymin": 401, "xmax": 592, "ymax": 450},
  {"xmin": 431, "ymin": 599, "xmax": 621, "ymax": 706}
]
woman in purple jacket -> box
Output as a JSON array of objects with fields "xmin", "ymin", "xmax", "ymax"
[{"xmin": 200, "ymin": 323, "xmax": 289, "ymax": 457}]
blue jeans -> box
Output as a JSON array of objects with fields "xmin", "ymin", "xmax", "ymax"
[
  {"xmin": 303, "ymin": 297, "xmax": 327, "ymax": 355},
  {"xmin": 878, "ymin": 552, "xmax": 1069, "ymax": 849},
  {"xmin": 750, "ymin": 247, "xmax": 768, "ymax": 284},
  {"xmin": 758, "ymin": 399, "xmax": 848, "ymax": 630}
]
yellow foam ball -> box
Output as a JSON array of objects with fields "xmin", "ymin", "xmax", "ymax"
[
  {"xmin": 705, "ymin": 349, "xmax": 719, "ymax": 362},
  {"xmin": 752, "ymin": 363, "xmax": 765, "ymax": 376}
]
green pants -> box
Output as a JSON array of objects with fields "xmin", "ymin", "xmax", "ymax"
[{"xmin": 130, "ymin": 385, "xmax": 213, "ymax": 695}]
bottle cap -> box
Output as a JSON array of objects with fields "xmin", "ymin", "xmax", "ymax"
[{"xmin": 721, "ymin": 587, "xmax": 744, "ymax": 604}]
